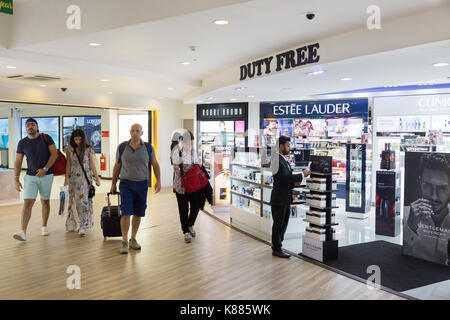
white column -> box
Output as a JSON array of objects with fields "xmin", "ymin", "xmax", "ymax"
[
  {"xmin": 100, "ymin": 109, "xmax": 118, "ymax": 178},
  {"xmin": 8, "ymin": 107, "xmax": 22, "ymax": 170}
]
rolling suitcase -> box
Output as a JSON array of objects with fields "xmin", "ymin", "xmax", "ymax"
[{"xmin": 101, "ymin": 192, "xmax": 122, "ymax": 239}]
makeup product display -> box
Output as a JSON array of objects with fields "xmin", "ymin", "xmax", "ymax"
[
  {"xmin": 230, "ymin": 147, "xmax": 308, "ymax": 242},
  {"xmin": 302, "ymin": 155, "xmax": 339, "ymax": 262}
]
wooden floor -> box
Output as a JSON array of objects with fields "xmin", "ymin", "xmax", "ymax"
[{"xmin": 0, "ymin": 188, "xmax": 404, "ymax": 300}]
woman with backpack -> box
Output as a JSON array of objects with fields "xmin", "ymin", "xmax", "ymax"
[
  {"xmin": 64, "ymin": 129, "xmax": 101, "ymax": 236},
  {"xmin": 171, "ymin": 130, "xmax": 202, "ymax": 243}
]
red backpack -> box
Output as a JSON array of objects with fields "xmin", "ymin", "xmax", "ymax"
[
  {"xmin": 40, "ymin": 134, "xmax": 66, "ymax": 176},
  {"xmin": 178, "ymin": 150, "xmax": 208, "ymax": 193}
]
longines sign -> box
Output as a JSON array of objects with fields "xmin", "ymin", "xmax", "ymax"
[
  {"xmin": 0, "ymin": 0, "xmax": 13, "ymax": 15},
  {"xmin": 240, "ymin": 42, "xmax": 320, "ymax": 81}
]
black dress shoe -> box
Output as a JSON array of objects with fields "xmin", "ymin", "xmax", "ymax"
[{"xmin": 272, "ymin": 251, "xmax": 291, "ymax": 258}]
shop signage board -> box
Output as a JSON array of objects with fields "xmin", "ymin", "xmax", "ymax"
[
  {"xmin": 240, "ymin": 42, "xmax": 320, "ymax": 81},
  {"xmin": 403, "ymin": 152, "xmax": 450, "ymax": 266},
  {"xmin": 197, "ymin": 103, "xmax": 248, "ymax": 121},
  {"xmin": 260, "ymin": 98, "xmax": 368, "ymax": 120},
  {"xmin": 373, "ymin": 94, "xmax": 450, "ymax": 117},
  {"xmin": 0, "ymin": 0, "xmax": 13, "ymax": 15}
]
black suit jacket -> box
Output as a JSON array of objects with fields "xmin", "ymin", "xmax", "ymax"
[{"xmin": 270, "ymin": 154, "xmax": 304, "ymax": 206}]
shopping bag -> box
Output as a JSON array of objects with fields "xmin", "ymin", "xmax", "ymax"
[{"xmin": 58, "ymin": 185, "xmax": 69, "ymax": 218}]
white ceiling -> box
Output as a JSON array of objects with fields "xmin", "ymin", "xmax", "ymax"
[
  {"xmin": 1, "ymin": 0, "xmax": 450, "ymax": 102},
  {"xmin": 189, "ymin": 40, "xmax": 450, "ymax": 103}
]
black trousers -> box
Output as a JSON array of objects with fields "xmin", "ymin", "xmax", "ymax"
[
  {"xmin": 271, "ymin": 204, "xmax": 291, "ymax": 252},
  {"xmin": 175, "ymin": 192, "xmax": 200, "ymax": 234}
]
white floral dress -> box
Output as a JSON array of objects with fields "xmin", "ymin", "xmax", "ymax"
[{"xmin": 66, "ymin": 147, "xmax": 94, "ymax": 231}]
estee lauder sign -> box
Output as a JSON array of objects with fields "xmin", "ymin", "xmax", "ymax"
[
  {"xmin": 0, "ymin": 0, "xmax": 13, "ymax": 15},
  {"xmin": 240, "ymin": 42, "xmax": 320, "ymax": 81}
]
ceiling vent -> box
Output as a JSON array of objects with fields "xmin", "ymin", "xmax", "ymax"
[{"xmin": 6, "ymin": 74, "xmax": 62, "ymax": 82}]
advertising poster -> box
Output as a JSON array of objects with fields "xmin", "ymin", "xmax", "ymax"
[
  {"xmin": 213, "ymin": 146, "xmax": 232, "ymax": 206},
  {"xmin": 118, "ymin": 114, "xmax": 149, "ymax": 143},
  {"xmin": 327, "ymin": 118, "xmax": 364, "ymax": 138},
  {"xmin": 293, "ymin": 119, "xmax": 326, "ymax": 137},
  {"xmin": 63, "ymin": 116, "xmax": 102, "ymax": 153},
  {"xmin": 21, "ymin": 117, "xmax": 60, "ymax": 150},
  {"xmin": 234, "ymin": 120, "xmax": 245, "ymax": 133},
  {"xmin": 263, "ymin": 119, "xmax": 292, "ymax": 139},
  {"xmin": 375, "ymin": 171, "xmax": 398, "ymax": 236},
  {"xmin": 0, "ymin": 118, "xmax": 8, "ymax": 149},
  {"xmin": 403, "ymin": 152, "xmax": 450, "ymax": 266}
]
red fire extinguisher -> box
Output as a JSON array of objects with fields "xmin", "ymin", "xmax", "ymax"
[{"xmin": 100, "ymin": 153, "xmax": 106, "ymax": 171}]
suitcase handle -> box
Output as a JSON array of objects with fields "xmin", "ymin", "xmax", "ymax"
[{"xmin": 106, "ymin": 192, "xmax": 120, "ymax": 217}]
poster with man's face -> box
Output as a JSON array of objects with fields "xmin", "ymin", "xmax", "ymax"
[{"xmin": 403, "ymin": 152, "xmax": 450, "ymax": 266}]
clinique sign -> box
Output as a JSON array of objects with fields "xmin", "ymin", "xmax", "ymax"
[{"xmin": 240, "ymin": 43, "xmax": 320, "ymax": 81}]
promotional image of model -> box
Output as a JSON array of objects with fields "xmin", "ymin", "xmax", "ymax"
[
  {"xmin": 270, "ymin": 136, "xmax": 310, "ymax": 258},
  {"xmin": 403, "ymin": 152, "xmax": 450, "ymax": 266}
]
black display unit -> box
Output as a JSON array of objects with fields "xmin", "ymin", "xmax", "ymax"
[
  {"xmin": 301, "ymin": 155, "xmax": 338, "ymax": 262},
  {"xmin": 375, "ymin": 170, "xmax": 401, "ymax": 236},
  {"xmin": 345, "ymin": 143, "xmax": 371, "ymax": 213}
]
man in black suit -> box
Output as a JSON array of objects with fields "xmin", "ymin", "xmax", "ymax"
[{"xmin": 270, "ymin": 136, "xmax": 310, "ymax": 258}]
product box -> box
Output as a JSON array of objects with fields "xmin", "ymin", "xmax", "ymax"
[
  {"xmin": 306, "ymin": 226, "xmax": 326, "ymax": 241},
  {"xmin": 306, "ymin": 178, "xmax": 327, "ymax": 191},
  {"xmin": 306, "ymin": 210, "xmax": 336, "ymax": 225},
  {"xmin": 306, "ymin": 194, "xmax": 327, "ymax": 208}
]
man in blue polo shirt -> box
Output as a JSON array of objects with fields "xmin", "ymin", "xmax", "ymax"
[
  {"xmin": 110, "ymin": 123, "xmax": 161, "ymax": 254},
  {"xmin": 13, "ymin": 118, "xmax": 58, "ymax": 241}
]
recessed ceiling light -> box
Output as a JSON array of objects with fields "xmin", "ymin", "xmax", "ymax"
[
  {"xmin": 282, "ymin": 88, "xmax": 293, "ymax": 90},
  {"xmin": 197, "ymin": 101, "xmax": 203, "ymax": 103},
  {"xmin": 213, "ymin": 19, "xmax": 229, "ymax": 25},
  {"xmin": 6, "ymin": 66, "xmax": 16, "ymax": 69},
  {"xmin": 235, "ymin": 86, "xmax": 247, "ymax": 91},
  {"xmin": 230, "ymin": 98, "xmax": 237, "ymax": 101},
  {"xmin": 247, "ymin": 95, "xmax": 255, "ymax": 98},
  {"xmin": 307, "ymin": 70, "xmax": 326, "ymax": 76},
  {"xmin": 181, "ymin": 62, "xmax": 191, "ymax": 65},
  {"xmin": 39, "ymin": 85, "xmax": 47, "ymax": 87},
  {"xmin": 432, "ymin": 62, "xmax": 448, "ymax": 67},
  {"xmin": 101, "ymin": 79, "xmax": 110, "ymax": 82},
  {"xmin": 168, "ymin": 87, "xmax": 174, "ymax": 90},
  {"xmin": 88, "ymin": 42, "xmax": 102, "ymax": 47},
  {"xmin": 159, "ymin": 97, "xmax": 165, "ymax": 99},
  {"xmin": 207, "ymin": 96, "xmax": 214, "ymax": 100},
  {"xmin": 107, "ymin": 91, "xmax": 113, "ymax": 94},
  {"xmin": 340, "ymin": 77, "xmax": 352, "ymax": 81}
]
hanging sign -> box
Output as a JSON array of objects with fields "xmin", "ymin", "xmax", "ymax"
[
  {"xmin": 240, "ymin": 42, "xmax": 320, "ymax": 81},
  {"xmin": 0, "ymin": 0, "xmax": 13, "ymax": 15}
]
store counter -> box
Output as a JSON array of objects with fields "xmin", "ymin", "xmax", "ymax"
[{"xmin": 0, "ymin": 169, "xmax": 21, "ymax": 205}]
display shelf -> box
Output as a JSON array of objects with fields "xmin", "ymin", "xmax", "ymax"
[
  {"xmin": 230, "ymin": 176, "xmax": 261, "ymax": 186},
  {"xmin": 303, "ymin": 220, "xmax": 339, "ymax": 227},
  {"xmin": 230, "ymin": 190, "xmax": 260, "ymax": 202},
  {"xmin": 302, "ymin": 155, "xmax": 339, "ymax": 262},
  {"xmin": 231, "ymin": 163, "xmax": 261, "ymax": 170},
  {"xmin": 310, "ymin": 171, "xmax": 333, "ymax": 176},
  {"xmin": 307, "ymin": 189, "xmax": 339, "ymax": 193}
]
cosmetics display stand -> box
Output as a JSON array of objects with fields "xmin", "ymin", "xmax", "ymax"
[{"xmin": 301, "ymin": 155, "xmax": 339, "ymax": 262}]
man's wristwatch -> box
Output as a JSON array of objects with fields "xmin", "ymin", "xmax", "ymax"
[{"xmin": 43, "ymin": 167, "xmax": 49, "ymax": 173}]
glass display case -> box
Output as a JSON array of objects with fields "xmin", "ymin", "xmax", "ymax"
[{"xmin": 345, "ymin": 144, "xmax": 371, "ymax": 214}]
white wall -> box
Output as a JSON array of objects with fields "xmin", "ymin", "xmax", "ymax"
[{"xmin": 156, "ymin": 100, "xmax": 184, "ymax": 188}]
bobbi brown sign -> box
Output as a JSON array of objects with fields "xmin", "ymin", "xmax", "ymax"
[{"xmin": 239, "ymin": 42, "xmax": 320, "ymax": 81}]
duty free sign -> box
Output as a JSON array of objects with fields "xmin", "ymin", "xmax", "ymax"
[
  {"xmin": 240, "ymin": 42, "xmax": 320, "ymax": 81},
  {"xmin": 0, "ymin": 0, "xmax": 13, "ymax": 15}
]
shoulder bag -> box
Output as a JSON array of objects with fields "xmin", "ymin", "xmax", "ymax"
[{"xmin": 75, "ymin": 149, "xmax": 96, "ymax": 198}]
